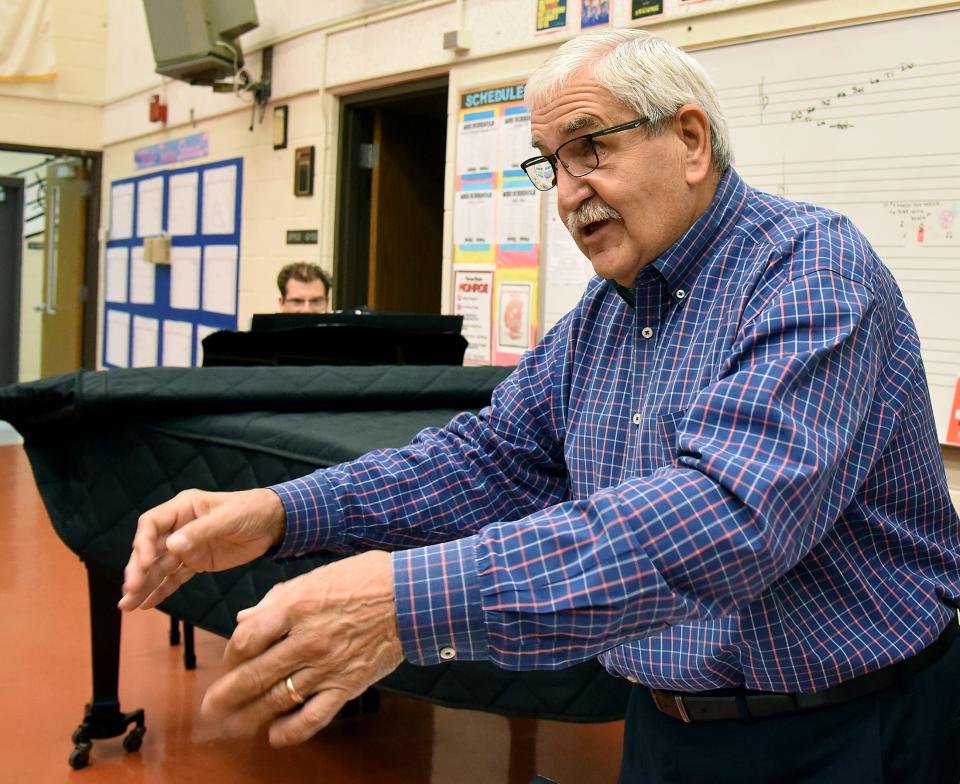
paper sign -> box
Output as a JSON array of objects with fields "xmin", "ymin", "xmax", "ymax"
[
  {"xmin": 202, "ymin": 245, "xmax": 238, "ymax": 315},
  {"xmin": 947, "ymin": 379, "xmax": 960, "ymax": 445},
  {"xmin": 162, "ymin": 320, "xmax": 194, "ymax": 367},
  {"xmin": 453, "ymin": 268, "xmax": 494, "ymax": 365}
]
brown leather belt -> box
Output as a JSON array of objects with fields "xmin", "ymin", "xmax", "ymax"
[{"xmin": 649, "ymin": 614, "xmax": 958, "ymax": 723}]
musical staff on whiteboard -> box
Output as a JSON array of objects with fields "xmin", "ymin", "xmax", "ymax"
[{"xmin": 720, "ymin": 58, "xmax": 960, "ymax": 129}]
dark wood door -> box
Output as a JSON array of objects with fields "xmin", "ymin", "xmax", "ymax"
[{"xmin": 367, "ymin": 104, "xmax": 445, "ymax": 313}]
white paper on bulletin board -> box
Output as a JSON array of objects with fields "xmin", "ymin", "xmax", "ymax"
[
  {"xmin": 170, "ymin": 245, "xmax": 201, "ymax": 310},
  {"xmin": 454, "ymin": 190, "xmax": 495, "ymax": 246},
  {"xmin": 168, "ymin": 171, "xmax": 199, "ymax": 236},
  {"xmin": 129, "ymin": 245, "xmax": 155, "ymax": 304},
  {"xmin": 457, "ymin": 115, "xmax": 498, "ymax": 175},
  {"xmin": 105, "ymin": 309, "xmax": 130, "ymax": 367},
  {"xmin": 110, "ymin": 183, "xmax": 134, "ymax": 240},
  {"xmin": 202, "ymin": 165, "xmax": 237, "ymax": 235},
  {"xmin": 136, "ymin": 176, "xmax": 164, "ymax": 237},
  {"xmin": 162, "ymin": 320, "xmax": 194, "ymax": 367},
  {"xmin": 105, "ymin": 247, "xmax": 128, "ymax": 303},
  {"xmin": 498, "ymin": 111, "xmax": 537, "ymax": 171},
  {"xmin": 496, "ymin": 188, "xmax": 540, "ymax": 246},
  {"xmin": 131, "ymin": 315, "xmax": 159, "ymax": 367},
  {"xmin": 202, "ymin": 244, "xmax": 238, "ymax": 315}
]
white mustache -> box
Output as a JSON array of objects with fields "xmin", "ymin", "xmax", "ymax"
[{"xmin": 566, "ymin": 200, "xmax": 623, "ymax": 236}]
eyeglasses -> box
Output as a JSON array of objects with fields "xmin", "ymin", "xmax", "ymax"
[
  {"xmin": 284, "ymin": 297, "xmax": 328, "ymax": 308},
  {"xmin": 520, "ymin": 117, "xmax": 650, "ymax": 191}
]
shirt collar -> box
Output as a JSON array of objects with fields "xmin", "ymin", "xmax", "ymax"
[{"xmin": 607, "ymin": 167, "xmax": 748, "ymax": 307}]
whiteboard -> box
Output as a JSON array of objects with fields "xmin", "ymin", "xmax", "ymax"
[{"xmin": 694, "ymin": 11, "xmax": 960, "ymax": 442}]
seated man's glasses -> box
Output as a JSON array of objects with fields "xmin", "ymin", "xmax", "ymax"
[
  {"xmin": 521, "ymin": 117, "xmax": 650, "ymax": 191},
  {"xmin": 284, "ymin": 297, "xmax": 328, "ymax": 308}
]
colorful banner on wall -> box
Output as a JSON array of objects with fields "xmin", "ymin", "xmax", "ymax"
[
  {"xmin": 453, "ymin": 81, "xmax": 542, "ymax": 365},
  {"xmin": 536, "ymin": 0, "xmax": 567, "ymax": 33},
  {"xmin": 632, "ymin": 0, "xmax": 664, "ymax": 18},
  {"xmin": 134, "ymin": 132, "xmax": 210, "ymax": 170},
  {"xmin": 580, "ymin": 0, "xmax": 610, "ymax": 29}
]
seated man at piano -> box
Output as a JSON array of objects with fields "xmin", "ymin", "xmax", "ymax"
[{"xmin": 276, "ymin": 262, "xmax": 332, "ymax": 314}]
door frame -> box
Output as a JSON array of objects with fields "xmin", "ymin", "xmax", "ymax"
[
  {"xmin": 0, "ymin": 142, "xmax": 102, "ymax": 370},
  {"xmin": 0, "ymin": 176, "xmax": 24, "ymax": 385},
  {"xmin": 334, "ymin": 75, "xmax": 449, "ymax": 311}
]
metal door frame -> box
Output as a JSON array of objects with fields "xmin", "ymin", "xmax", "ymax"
[
  {"xmin": 0, "ymin": 176, "xmax": 24, "ymax": 385},
  {"xmin": 0, "ymin": 142, "xmax": 102, "ymax": 370}
]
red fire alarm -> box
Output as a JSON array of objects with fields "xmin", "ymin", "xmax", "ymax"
[{"xmin": 149, "ymin": 94, "xmax": 167, "ymax": 124}]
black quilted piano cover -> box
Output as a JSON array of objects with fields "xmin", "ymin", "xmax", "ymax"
[{"xmin": 0, "ymin": 365, "xmax": 629, "ymax": 722}]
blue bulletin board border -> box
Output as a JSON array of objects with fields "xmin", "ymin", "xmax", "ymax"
[{"xmin": 102, "ymin": 157, "xmax": 243, "ymax": 368}]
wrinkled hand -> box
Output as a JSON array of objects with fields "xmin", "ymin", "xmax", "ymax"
[
  {"xmin": 119, "ymin": 488, "xmax": 286, "ymax": 612},
  {"xmin": 200, "ymin": 550, "xmax": 403, "ymax": 747}
]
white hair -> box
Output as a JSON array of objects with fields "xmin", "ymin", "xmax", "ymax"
[{"xmin": 525, "ymin": 29, "xmax": 732, "ymax": 172}]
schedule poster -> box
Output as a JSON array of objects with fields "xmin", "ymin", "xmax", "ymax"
[{"xmin": 453, "ymin": 81, "xmax": 543, "ymax": 365}]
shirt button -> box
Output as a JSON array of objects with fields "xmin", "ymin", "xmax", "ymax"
[
  {"xmin": 631, "ymin": 412, "xmax": 641, "ymax": 426},
  {"xmin": 627, "ymin": 676, "xmax": 638, "ymax": 683},
  {"xmin": 641, "ymin": 326, "xmax": 654, "ymax": 339},
  {"xmin": 439, "ymin": 646, "xmax": 457, "ymax": 661},
  {"xmin": 674, "ymin": 289, "xmax": 687, "ymax": 300}
]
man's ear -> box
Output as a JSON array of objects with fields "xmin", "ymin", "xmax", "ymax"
[{"xmin": 673, "ymin": 104, "xmax": 713, "ymax": 186}]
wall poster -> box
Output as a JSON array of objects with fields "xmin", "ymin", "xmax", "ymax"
[
  {"xmin": 453, "ymin": 81, "xmax": 542, "ymax": 365},
  {"xmin": 536, "ymin": 0, "xmax": 568, "ymax": 33}
]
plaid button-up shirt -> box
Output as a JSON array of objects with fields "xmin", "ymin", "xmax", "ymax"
[{"xmin": 273, "ymin": 168, "xmax": 959, "ymax": 693}]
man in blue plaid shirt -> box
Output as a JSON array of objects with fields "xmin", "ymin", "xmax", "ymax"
[{"xmin": 122, "ymin": 29, "xmax": 960, "ymax": 783}]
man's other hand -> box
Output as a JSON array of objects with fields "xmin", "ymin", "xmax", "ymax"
[{"xmin": 200, "ymin": 550, "xmax": 403, "ymax": 747}]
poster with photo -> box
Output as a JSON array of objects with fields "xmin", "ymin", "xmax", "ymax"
[
  {"xmin": 497, "ymin": 281, "xmax": 533, "ymax": 351},
  {"xmin": 453, "ymin": 268, "xmax": 495, "ymax": 365},
  {"xmin": 580, "ymin": 0, "xmax": 610, "ymax": 28}
]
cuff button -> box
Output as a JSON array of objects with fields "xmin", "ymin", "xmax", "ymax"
[{"xmin": 439, "ymin": 646, "xmax": 457, "ymax": 661}]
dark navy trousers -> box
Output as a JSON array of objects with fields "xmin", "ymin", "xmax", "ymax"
[{"xmin": 618, "ymin": 627, "xmax": 960, "ymax": 784}]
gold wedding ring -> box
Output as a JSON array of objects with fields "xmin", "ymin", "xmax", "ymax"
[{"xmin": 284, "ymin": 675, "xmax": 305, "ymax": 706}]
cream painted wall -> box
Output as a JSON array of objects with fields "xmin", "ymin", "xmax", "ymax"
[{"xmin": 0, "ymin": 0, "xmax": 106, "ymax": 150}]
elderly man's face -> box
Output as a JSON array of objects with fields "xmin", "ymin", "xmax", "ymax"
[
  {"xmin": 530, "ymin": 71, "xmax": 704, "ymax": 287},
  {"xmin": 280, "ymin": 278, "xmax": 329, "ymax": 313}
]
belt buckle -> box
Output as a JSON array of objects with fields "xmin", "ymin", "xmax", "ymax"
[{"xmin": 651, "ymin": 690, "xmax": 691, "ymax": 723}]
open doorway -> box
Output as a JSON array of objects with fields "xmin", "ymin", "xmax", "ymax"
[
  {"xmin": 335, "ymin": 76, "xmax": 448, "ymax": 313},
  {"xmin": 0, "ymin": 144, "xmax": 101, "ymax": 382}
]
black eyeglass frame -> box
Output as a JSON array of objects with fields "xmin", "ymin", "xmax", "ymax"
[{"xmin": 520, "ymin": 117, "xmax": 651, "ymax": 191}]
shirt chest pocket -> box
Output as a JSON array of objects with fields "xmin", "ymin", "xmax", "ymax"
[{"xmin": 635, "ymin": 408, "xmax": 687, "ymax": 476}]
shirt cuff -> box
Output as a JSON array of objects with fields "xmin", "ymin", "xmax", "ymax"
[
  {"xmin": 268, "ymin": 473, "xmax": 343, "ymax": 558},
  {"xmin": 392, "ymin": 535, "xmax": 490, "ymax": 666}
]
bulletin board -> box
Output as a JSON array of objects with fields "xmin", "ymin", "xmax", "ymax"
[
  {"xmin": 102, "ymin": 158, "xmax": 243, "ymax": 369},
  {"xmin": 452, "ymin": 82, "xmax": 541, "ymax": 366}
]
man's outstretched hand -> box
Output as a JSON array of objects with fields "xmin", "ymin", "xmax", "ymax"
[{"xmin": 119, "ymin": 487, "xmax": 286, "ymax": 612}]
